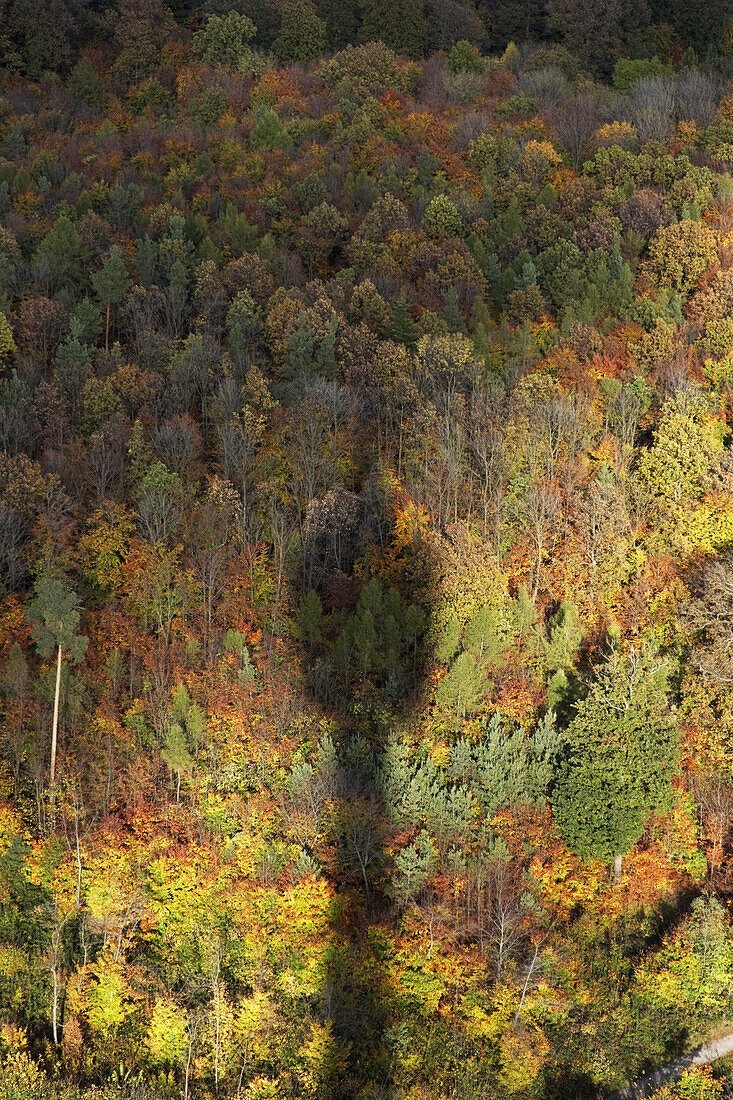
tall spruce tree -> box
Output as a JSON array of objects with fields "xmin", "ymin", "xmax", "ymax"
[{"xmin": 552, "ymin": 651, "xmax": 679, "ymax": 876}]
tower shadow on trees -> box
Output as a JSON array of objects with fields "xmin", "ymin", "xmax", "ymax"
[{"xmin": 287, "ymin": 477, "xmax": 440, "ymax": 1099}]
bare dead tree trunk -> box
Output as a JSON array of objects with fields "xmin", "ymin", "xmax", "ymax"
[{"xmin": 50, "ymin": 646, "xmax": 62, "ymax": 796}]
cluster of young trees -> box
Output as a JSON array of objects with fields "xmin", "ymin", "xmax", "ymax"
[{"xmin": 3, "ymin": 7, "xmax": 733, "ymax": 1100}]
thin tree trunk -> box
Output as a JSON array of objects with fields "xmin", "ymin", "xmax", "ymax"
[
  {"xmin": 50, "ymin": 646, "xmax": 62, "ymax": 795},
  {"xmin": 514, "ymin": 942, "xmax": 541, "ymax": 1026},
  {"xmin": 52, "ymin": 961, "xmax": 59, "ymax": 1045},
  {"xmin": 212, "ymin": 955, "xmax": 221, "ymax": 1094},
  {"xmin": 75, "ymin": 830, "xmax": 82, "ymax": 907},
  {"xmin": 184, "ymin": 1017, "xmax": 198, "ymax": 1100},
  {"xmin": 105, "ymin": 302, "xmax": 110, "ymax": 353},
  {"xmin": 237, "ymin": 1039, "xmax": 248, "ymax": 1095},
  {"xmin": 613, "ymin": 853, "xmax": 623, "ymax": 883}
]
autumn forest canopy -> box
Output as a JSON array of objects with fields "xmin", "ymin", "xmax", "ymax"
[{"xmin": 6, "ymin": 1, "xmax": 733, "ymax": 1098}]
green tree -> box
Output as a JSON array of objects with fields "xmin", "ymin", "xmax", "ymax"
[
  {"xmin": 637, "ymin": 400, "xmax": 722, "ymax": 506},
  {"xmin": 299, "ymin": 202, "xmax": 348, "ymax": 276},
  {"xmin": 0, "ymin": 312, "xmax": 16, "ymax": 373},
  {"xmin": 648, "ymin": 220, "xmax": 717, "ymax": 296},
  {"xmin": 423, "ymin": 194, "xmax": 463, "ymax": 239},
  {"xmin": 544, "ymin": 600, "xmax": 582, "ymax": 672},
  {"xmin": 552, "ymin": 650, "xmax": 679, "ymax": 874},
  {"xmin": 192, "ymin": 11, "xmax": 256, "ymax": 69},
  {"xmin": 36, "ymin": 216, "xmax": 91, "ymax": 300},
  {"xmin": 388, "ymin": 831, "xmax": 435, "ymax": 906},
  {"xmin": 359, "ymin": 0, "xmax": 428, "ymax": 58},
  {"xmin": 1, "ymin": 0, "xmax": 76, "ymax": 78},
  {"xmin": 436, "ymin": 651, "xmax": 485, "ymax": 717},
  {"xmin": 463, "ymin": 604, "xmax": 504, "ymax": 666},
  {"xmin": 299, "ymin": 590, "xmax": 325, "ymax": 649},
  {"xmin": 111, "ymin": 0, "xmax": 177, "ymax": 87},
  {"xmin": 68, "ymin": 57, "xmax": 103, "ymax": 106},
  {"xmin": 250, "ymin": 108, "xmax": 292, "ymax": 152},
  {"xmin": 147, "ymin": 996, "xmax": 188, "ymax": 1070},
  {"xmin": 441, "ymin": 286, "xmax": 466, "ymax": 334},
  {"xmin": 274, "ymin": 1, "xmax": 326, "ymax": 61},
  {"xmin": 316, "ymin": 0, "xmax": 358, "ymax": 49},
  {"xmin": 161, "ymin": 723, "xmax": 193, "ymax": 801},
  {"xmin": 91, "ymin": 246, "xmax": 131, "ymax": 352},
  {"xmin": 548, "ymin": 0, "xmax": 652, "ymax": 79},
  {"xmin": 390, "ymin": 296, "xmax": 418, "ymax": 348},
  {"xmin": 447, "ymin": 39, "xmax": 484, "ymax": 73},
  {"xmin": 26, "ymin": 575, "xmax": 88, "ymax": 794}
]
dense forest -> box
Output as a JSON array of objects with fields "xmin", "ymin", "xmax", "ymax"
[{"xmin": 4, "ymin": 1, "xmax": 733, "ymax": 1098}]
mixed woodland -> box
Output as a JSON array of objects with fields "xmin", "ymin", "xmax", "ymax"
[{"xmin": 4, "ymin": 1, "xmax": 733, "ymax": 1097}]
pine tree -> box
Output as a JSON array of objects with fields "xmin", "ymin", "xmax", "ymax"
[
  {"xmin": 172, "ymin": 683, "xmax": 191, "ymax": 724},
  {"xmin": 436, "ymin": 651, "xmax": 485, "ymax": 717},
  {"xmin": 68, "ymin": 57, "xmax": 103, "ymax": 107},
  {"xmin": 379, "ymin": 733, "xmax": 416, "ymax": 825},
  {"xmin": 91, "ymin": 246, "xmax": 131, "ymax": 352},
  {"xmin": 436, "ymin": 616, "xmax": 462, "ymax": 665},
  {"xmin": 389, "ymin": 297, "xmax": 418, "ymax": 348},
  {"xmin": 544, "ymin": 600, "xmax": 583, "ymax": 672},
  {"xmin": 463, "ymin": 604, "xmax": 503, "ymax": 666},
  {"xmin": 354, "ymin": 608, "xmax": 378, "ymax": 682},
  {"xmin": 441, "ymin": 286, "xmax": 467, "ymax": 334},
  {"xmin": 389, "ymin": 831, "xmax": 436, "ymax": 906}
]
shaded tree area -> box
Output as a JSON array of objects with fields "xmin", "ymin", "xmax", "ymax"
[{"xmin": 1, "ymin": 0, "xmax": 732, "ymax": 78}]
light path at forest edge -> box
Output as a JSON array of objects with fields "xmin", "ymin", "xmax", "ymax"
[{"xmin": 606, "ymin": 1032, "xmax": 733, "ymax": 1099}]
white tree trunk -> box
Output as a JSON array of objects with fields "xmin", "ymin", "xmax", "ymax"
[
  {"xmin": 50, "ymin": 646, "xmax": 62, "ymax": 794},
  {"xmin": 52, "ymin": 962, "xmax": 59, "ymax": 1045}
]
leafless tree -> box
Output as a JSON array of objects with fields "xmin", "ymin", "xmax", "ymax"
[
  {"xmin": 517, "ymin": 479, "xmax": 561, "ymax": 601},
  {"xmin": 681, "ymin": 553, "xmax": 733, "ymax": 683},
  {"xmin": 154, "ymin": 414, "xmax": 202, "ymax": 478},
  {"xmin": 692, "ymin": 771, "xmax": 733, "ymax": 876},
  {"xmin": 85, "ymin": 419, "xmax": 128, "ymax": 502},
  {"xmin": 455, "ymin": 852, "xmax": 528, "ymax": 980},
  {"xmin": 627, "ymin": 76, "xmax": 675, "ymax": 143},
  {"xmin": 675, "ymin": 70, "xmax": 716, "ymax": 127},
  {"xmin": 552, "ymin": 93, "xmax": 603, "ymax": 171},
  {"xmin": 187, "ymin": 485, "xmax": 237, "ymax": 660},
  {"xmin": 519, "ymin": 67, "xmax": 570, "ymax": 107},
  {"xmin": 469, "ymin": 419, "xmax": 509, "ymax": 559},
  {"xmin": 0, "ymin": 505, "xmax": 29, "ymax": 591}
]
